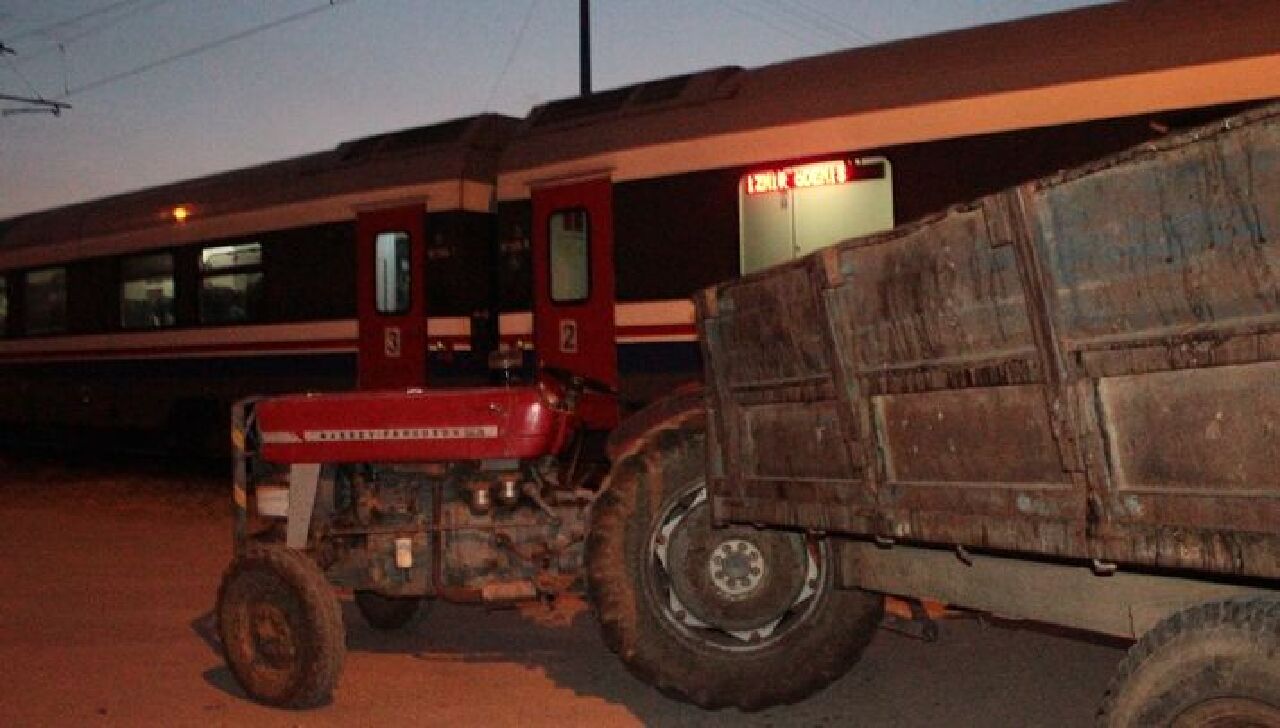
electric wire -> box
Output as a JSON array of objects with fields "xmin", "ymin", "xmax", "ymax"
[
  {"xmin": 742, "ymin": 0, "xmax": 855, "ymax": 46},
  {"xmin": 484, "ymin": 0, "xmax": 540, "ymax": 111},
  {"xmin": 3, "ymin": 0, "xmax": 146, "ymax": 45},
  {"xmin": 18, "ymin": 0, "xmax": 181, "ymax": 65},
  {"xmin": 2, "ymin": 0, "xmax": 177, "ymax": 107},
  {"xmin": 713, "ymin": 0, "xmax": 811, "ymax": 47},
  {"xmin": 58, "ymin": 0, "xmax": 352, "ymax": 99},
  {"xmin": 3, "ymin": 52, "xmax": 42, "ymax": 99},
  {"xmin": 789, "ymin": 0, "xmax": 877, "ymax": 44}
]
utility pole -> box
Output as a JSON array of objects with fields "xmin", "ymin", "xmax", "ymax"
[{"xmin": 579, "ymin": 0, "xmax": 591, "ymax": 96}]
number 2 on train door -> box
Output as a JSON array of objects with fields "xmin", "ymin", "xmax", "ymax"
[
  {"xmin": 559, "ymin": 319, "xmax": 578, "ymax": 353},
  {"xmin": 531, "ymin": 177, "xmax": 617, "ymax": 427}
]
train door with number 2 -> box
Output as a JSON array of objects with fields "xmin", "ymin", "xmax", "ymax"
[{"xmin": 531, "ymin": 177, "xmax": 617, "ymax": 428}]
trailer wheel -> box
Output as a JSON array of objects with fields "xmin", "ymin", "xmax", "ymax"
[
  {"xmin": 1097, "ymin": 597, "xmax": 1280, "ymax": 727},
  {"xmin": 216, "ymin": 545, "xmax": 345, "ymax": 708},
  {"xmin": 354, "ymin": 591, "xmax": 423, "ymax": 630},
  {"xmin": 586, "ymin": 418, "xmax": 882, "ymax": 711}
]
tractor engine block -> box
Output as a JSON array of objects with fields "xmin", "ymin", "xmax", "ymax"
[{"xmin": 320, "ymin": 460, "xmax": 589, "ymax": 601}]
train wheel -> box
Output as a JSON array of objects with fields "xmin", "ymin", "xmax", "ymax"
[
  {"xmin": 216, "ymin": 545, "xmax": 345, "ymax": 708},
  {"xmin": 1097, "ymin": 597, "xmax": 1280, "ymax": 727},
  {"xmin": 354, "ymin": 591, "xmax": 423, "ymax": 630},
  {"xmin": 586, "ymin": 416, "xmax": 882, "ymax": 711}
]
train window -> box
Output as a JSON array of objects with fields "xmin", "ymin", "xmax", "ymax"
[
  {"xmin": 199, "ymin": 242, "xmax": 263, "ymax": 324},
  {"xmin": 0, "ymin": 276, "xmax": 7, "ymax": 336},
  {"xmin": 549, "ymin": 209, "xmax": 589, "ymax": 303},
  {"xmin": 201, "ymin": 242, "xmax": 262, "ymax": 271},
  {"xmin": 24, "ymin": 266, "xmax": 67, "ymax": 335},
  {"xmin": 374, "ymin": 231, "xmax": 411, "ymax": 314},
  {"xmin": 739, "ymin": 157, "xmax": 894, "ymax": 274},
  {"xmin": 120, "ymin": 253, "xmax": 175, "ymax": 329}
]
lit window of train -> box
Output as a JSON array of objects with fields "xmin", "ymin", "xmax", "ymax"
[
  {"xmin": 199, "ymin": 242, "xmax": 263, "ymax": 324},
  {"xmin": 120, "ymin": 253, "xmax": 176, "ymax": 329},
  {"xmin": 738, "ymin": 158, "xmax": 893, "ymax": 275},
  {"xmin": 374, "ymin": 231, "xmax": 412, "ymax": 315},
  {"xmin": 549, "ymin": 209, "xmax": 589, "ymax": 303}
]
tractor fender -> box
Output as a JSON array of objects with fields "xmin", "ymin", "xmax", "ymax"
[{"xmin": 605, "ymin": 381, "xmax": 706, "ymax": 466}]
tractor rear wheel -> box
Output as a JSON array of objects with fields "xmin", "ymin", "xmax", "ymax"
[
  {"xmin": 216, "ymin": 545, "xmax": 345, "ymax": 708},
  {"xmin": 586, "ymin": 416, "xmax": 882, "ymax": 710}
]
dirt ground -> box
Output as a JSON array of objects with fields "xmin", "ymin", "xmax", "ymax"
[{"xmin": 0, "ymin": 453, "xmax": 1127, "ymax": 727}]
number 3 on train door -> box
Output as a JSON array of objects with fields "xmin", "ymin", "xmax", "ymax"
[
  {"xmin": 532, "ymin": 177, "xmax": 617, "ymax": 427},
  {"xmin": 356, "ymin": 202, "xmax": 427, "ymax": 389}
]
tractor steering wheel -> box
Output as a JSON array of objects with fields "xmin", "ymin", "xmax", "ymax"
[{"xmin": 539, "ymin": 367, "xmax": 618, "ymax": 411}]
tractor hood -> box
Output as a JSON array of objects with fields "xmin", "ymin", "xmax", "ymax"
[{"xmin": 253, "ymin": 386, "xmax": 576, "ymax": 464}]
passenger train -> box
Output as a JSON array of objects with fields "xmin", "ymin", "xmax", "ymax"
[{"xmin": 2, "ymin": 0, "xmax": 1279, "ymax": 453}]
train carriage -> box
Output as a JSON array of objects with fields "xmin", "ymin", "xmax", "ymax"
[{"xmin": 2, "ymin": 0, "xmax": 1279, "ymax": 453}]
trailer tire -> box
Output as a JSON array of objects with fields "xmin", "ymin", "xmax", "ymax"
[
  {"xmin": 216, "ymin": 545, "xmax": 345, "ymax": 708},
  {"xmin": 1097, "ymin": 597, "xmax": 1280, "ymax": 727},
  {"xmin": 354, "ymin": 591, "xmax": 423, "ymax": 630},
  {"xmin": 586, "ymin": 417, "xmax": 882, "ymax": 711}
]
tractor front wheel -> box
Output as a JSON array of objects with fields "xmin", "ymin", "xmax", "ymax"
[{"xmin": 216, "ymin": 545, "xmax": 345, "ymax": 708}]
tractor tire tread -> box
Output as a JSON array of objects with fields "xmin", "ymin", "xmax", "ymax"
[
  {"xmin": 1096, "ymin": 596, "xmax": 1280, "ymax": 727},
  {"xmin": 216, "ymin": 544, "xmax": 345, "ymax": 709},
  {"xmin": 587, "ymin": 417, "xmax": 881, "ymax": 711}
]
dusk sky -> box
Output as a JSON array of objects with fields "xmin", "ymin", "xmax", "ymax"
[{"xmin": 1, "ymin": 0, "xmax": 1108, "ymax": 220}]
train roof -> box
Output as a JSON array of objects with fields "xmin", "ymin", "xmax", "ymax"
[
  {"xmin": 496, "ymin": 0, "xmax": 1280, "ymax": 190},
  {"xmin": 0, "ymin": 113, "xmax": 519, "ymax": 253},
  {"xmin": 6, "ymin": 0, "xmax": 1280, "ymax": 255}
]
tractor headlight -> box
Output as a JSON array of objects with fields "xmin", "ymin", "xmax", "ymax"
[{"xmin": 255, "ymin": 485, "xmax": 289, "ymax": 518}]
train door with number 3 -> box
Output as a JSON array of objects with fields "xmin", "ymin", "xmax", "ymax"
[
  {"xmin": 531, "ymin": 177, "xmax": 617, "ymax": 428},
  {"xmin": 356, "ymin": 202, "xmax": 427, "ymax": 390}
]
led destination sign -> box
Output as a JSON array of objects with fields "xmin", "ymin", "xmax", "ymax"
[
  {"xmin": 745, "ymin": 160, "xmax": 851, "ymax": 195},
  {"xmin": 744, "ymin": 159, "xmax": 887, "ymax": 195}
]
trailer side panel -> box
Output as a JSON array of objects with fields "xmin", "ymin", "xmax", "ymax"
[{"xmin": 704, "ymin": 105, "xmax": 1280, "ymax": 579}]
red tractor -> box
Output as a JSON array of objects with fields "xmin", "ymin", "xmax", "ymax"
[{"xmin": 215, "ymin": 364, "xmax": 880, "ymax": 710}]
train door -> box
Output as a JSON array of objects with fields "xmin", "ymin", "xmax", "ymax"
[
  {"xmin": 531, "ymin": 177, "xmax": 618, "ymax": 427},
  {"xmin": 356, "ymin": 202, "xmax": 427, "ymax": 389}
]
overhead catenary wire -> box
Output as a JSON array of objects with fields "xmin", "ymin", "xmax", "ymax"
[
  {"xmin": 3, "ymin": 0, "xmax": 146, "ymax": 45},
  {"xmin": 3, "ymin": 52, "xmax": 43, "ymax": 99},
  {"xmin": 713, "ymin": 0, "xmax": 812, "ymax": 47},
  {"xmin": 58, "ymin": 0, "xmax": 353, "ymax": 99},
  {"xmin": 743, "ymin": 0, "xmax": 830, "ymax": 44},
  {"xmin": 0, "ymin": 34, "xmax": 59, "ymax": 116},
  {"xmin": 0, "ymin": 92, "xmax": 71, "ymax": 116},
  {"xmin": 484, "ymin": 0, "xmax": 540, "ymax": 112},
  {"xmin": 740, "ymin": 0, "xmax": 867, "ymax": 48},
  {"xmin": 16, "ymin": 0, "xmax": 181, "ymax": 65},
  {"xmin": 789, "ymin": 0, "xmax": 877, "ymax": 44}
]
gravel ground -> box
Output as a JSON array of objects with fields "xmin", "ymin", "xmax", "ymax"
[{"xmin": 0, "ymin": 452, "xmax": 1127, "ymax": 727}]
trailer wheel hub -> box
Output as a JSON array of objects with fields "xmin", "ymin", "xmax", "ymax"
[
  {"xmin": 710, "ymin": 539, "xmax": 765, "ymax": 596},
  {"xmin": 656, "ymin": 487, "xmax": 811, "ymax": 634}
]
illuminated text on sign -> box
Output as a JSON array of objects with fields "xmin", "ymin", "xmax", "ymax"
[{"xmin": 745, "ymin": 160, "xmax": 852, "ymax": 195}]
